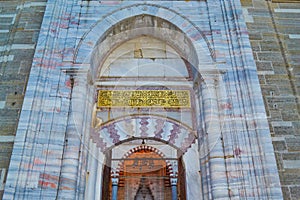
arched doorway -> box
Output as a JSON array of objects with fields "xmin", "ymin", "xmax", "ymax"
[
  {"xmin": 102, "ymin": 144, "xmax": 186, "ymax": 200},
  {"xmin": 118, "ymin": 145, "xmax": 173, "ymax": 200}
]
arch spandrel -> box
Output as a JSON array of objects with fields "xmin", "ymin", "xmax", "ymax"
[{"xmin": 90, "ymin": 115, "xmax": 197, "ymax": 153}]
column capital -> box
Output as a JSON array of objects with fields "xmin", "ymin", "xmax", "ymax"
[
  {"xmin": 111, "ymin": 177, "xmax": 119, "ymax": 185},
  {"xmin": 170, "ymin": 177, "xmax": 178, "ymax": 186}
]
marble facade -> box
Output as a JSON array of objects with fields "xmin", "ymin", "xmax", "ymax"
[{"xmin": 3, "ymin": 0, "xmax": 282, "ymax": 199}]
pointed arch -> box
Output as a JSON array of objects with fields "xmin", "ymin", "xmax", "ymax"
[
  {"xmin": 114, "ymin": 145, "xmax": 175, "ymax": 177},
  {"xmin": 74, "ymin": 4, "xmax": 216, "ymax": 79}
]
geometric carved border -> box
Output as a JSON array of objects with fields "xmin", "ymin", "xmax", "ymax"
[{"xmin": 114, "ymin": 145, "xmax": 176, "ymax": 177}]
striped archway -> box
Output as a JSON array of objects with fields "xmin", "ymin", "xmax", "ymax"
[
  {"xmin": 90, "ymin": 115, "xmax": 197, "ymax": 153},
  {"xmin": 114, "ymin": 145, "xmax": 176, "ymax": 177}
]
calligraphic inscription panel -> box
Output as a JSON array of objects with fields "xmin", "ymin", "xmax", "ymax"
[{"xmin": 97, "ymin": 90, "xmax": 191, "ymax": 108}]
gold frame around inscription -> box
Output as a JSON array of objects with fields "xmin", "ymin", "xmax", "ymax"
[{"xmin": 97, "ymin": 90, "xmax": 191, "ymax": 108}]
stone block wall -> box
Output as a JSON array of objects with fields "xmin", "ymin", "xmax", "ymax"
[
  {"xmin": 241, "ymin": 0, "xmax": 300, "ymax": 199},
  {"xmin": 0, "ymin": 1, "xmax": 46, "ymax": 198}
]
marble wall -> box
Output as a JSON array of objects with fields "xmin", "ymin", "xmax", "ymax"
[{"xmin": 2, "ymin": 0, "xmax": 283, "ymax": 199}]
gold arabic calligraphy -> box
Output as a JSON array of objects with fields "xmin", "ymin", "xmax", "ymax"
[{"xmin": 97, "ymin": 90, "xmax": 191, "ymax": 108}]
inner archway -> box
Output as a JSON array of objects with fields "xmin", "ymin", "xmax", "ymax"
[
  {"xmin": 104, "ymin": 144, "xmax": 186, "ymax": 200},
  {"xmin": 119, "ymin": 146, "xmax": 171, "ymax": 200}
]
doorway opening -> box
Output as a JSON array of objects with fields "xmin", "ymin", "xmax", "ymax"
[{"xmin": 102, "ymin": 142, "xmax": 186, "ymax": 200}]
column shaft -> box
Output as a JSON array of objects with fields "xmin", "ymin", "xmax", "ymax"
[
  {"xmin": 111, "ymin": 178, "xmax": 119, "ymax": 200},
  {"xmin": 171, "ymin": 178, "xmax": 178, "ymax": 200}
]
